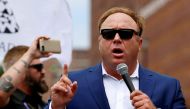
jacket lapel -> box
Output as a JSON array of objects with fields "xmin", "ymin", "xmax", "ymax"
[
  {"xmin": 85, "ymin": 64, "xmax": 110, "ymax": 109},
  {"xmin": 139, "ymin": 65, "xmax": 155, "ymax": 98}
]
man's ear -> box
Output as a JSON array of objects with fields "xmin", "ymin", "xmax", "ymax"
[
  {"xmin": 138, "ymin": 38, "xmax": 143, "ymax": 51},
  {"xmin": 98, "ymin": 36, "xmax": 101, "ymax": 50}
]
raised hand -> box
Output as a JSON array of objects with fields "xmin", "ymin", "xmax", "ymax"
[
  {"xmin": 26, "ymin": 36, "xmax": 52, "ymax": 59},
  {"xmin": 50, "ymin": 64, "xmax": 78, "ymax": 109}
]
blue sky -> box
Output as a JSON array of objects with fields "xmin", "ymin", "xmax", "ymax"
[{"xmin": 67, "ymin": 0, "xmax": 91, "ymax": 50}]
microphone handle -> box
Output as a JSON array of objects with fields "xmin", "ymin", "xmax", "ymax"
[{"xmin": 122, "ymin": 74, "xmax": 135, "ymax": 93}]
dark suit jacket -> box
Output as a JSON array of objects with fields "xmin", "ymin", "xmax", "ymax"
[{"xmin": 45, "ymin": 64, "xmax": 186, "ymax": 109}]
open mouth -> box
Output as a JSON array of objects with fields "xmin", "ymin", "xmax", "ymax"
[
  {"xmin": 112, "ymin": 48, "xmax": 123, "ymax": 54},
  {"xmin": 112, "ymin": 48, "xmax": 124, "ymax": 58}
]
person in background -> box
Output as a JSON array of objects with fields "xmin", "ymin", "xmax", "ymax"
[
  {"xmin": 0, "ymin": 36, "xmax": 51, "ymax": 109},
  {"xmin": 0, "ymin": 66, "xmax": 3, "ymax": 77},
  {"xmin": 46, "ymin": 7, "xmax": 186, "ymax": 109}
]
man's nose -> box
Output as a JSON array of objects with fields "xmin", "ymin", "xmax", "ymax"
[
  {"xmin": 40, "ymin": 69, "xmax": 45, "ymax": 76},
  {"xmin": 113, "ymin": 33, "xmax": 122, "ymax": 43}
]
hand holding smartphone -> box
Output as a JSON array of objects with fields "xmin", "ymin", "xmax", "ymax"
[{"xmin": 38, "ymin": 39, "xmax": 61, "ymax": 54}]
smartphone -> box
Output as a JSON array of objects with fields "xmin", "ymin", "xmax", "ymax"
[{"xmin": 39, "ymin": 40, "xmax": 61, "ymax": 53}]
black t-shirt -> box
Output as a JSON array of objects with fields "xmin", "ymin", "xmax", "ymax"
[{"xmin": 1, "ymin": 89, "xmax": 46, "ymax": 109}]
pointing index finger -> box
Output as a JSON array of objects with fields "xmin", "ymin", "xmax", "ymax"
[
  {"xmin": 63, "ymin": 64, "xmax": 69, "ymax": 77},
  {"xmin": 59, "ymin": 64, "xmax": 72, "ymax": 85}
]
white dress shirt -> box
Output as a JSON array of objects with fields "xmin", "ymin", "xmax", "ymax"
[{"xmin": 102, "ymin": 63, "xmax": 139, "ymax": 109}]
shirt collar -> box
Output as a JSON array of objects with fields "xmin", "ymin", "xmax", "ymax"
[
  {"xmin": 102, "ymin": 62, "xmax": 139, "ymax": 78},
  {"xmin": 131, "ymin": 62, "xmax": 139, "ymax": 78}
]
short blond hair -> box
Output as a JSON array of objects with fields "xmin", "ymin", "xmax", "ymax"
[
  {"xmin": 3, "ymin": 45, "xmax": 29, "ymax": 71},
  {"xmin": 98, "ymin": 7, "xmax": 145, "ymax": 36}
]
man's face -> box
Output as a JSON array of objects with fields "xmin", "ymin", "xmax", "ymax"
[
  {"xmin": 25, "ymin": 59, "xmax": 48, "ymax": 94},
  {"xmin": 99, "ymin": 12, "xmax": 142, "ymax": 68}
]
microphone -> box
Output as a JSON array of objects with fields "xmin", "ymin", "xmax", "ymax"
[{"xmin": 116, "ymin": 63, "xmax": 135, "ymax": 93}]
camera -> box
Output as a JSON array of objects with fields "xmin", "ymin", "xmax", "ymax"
[{"xmin": 38, "ymin": 39, "xmax": 61, "ymax": 53}]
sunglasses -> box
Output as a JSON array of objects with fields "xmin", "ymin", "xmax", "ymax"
[
  {"xmin": 100, "ymin": 29, "xmax": 140, "ymax": 40},
  {"xmin": 29, "ymin": 63, "xmax": 43, "ymax": 72}
]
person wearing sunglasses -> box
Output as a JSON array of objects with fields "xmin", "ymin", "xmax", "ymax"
[
  {"xmin": 46, "ymin": 7, "xmax": 186, "ymax": 109},
  {"xmin": 0, "ymin": 36, "xmax": 51, "ymax": 109}
]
